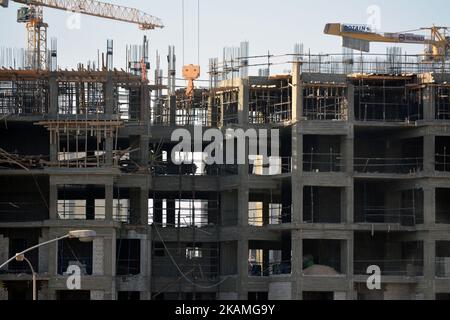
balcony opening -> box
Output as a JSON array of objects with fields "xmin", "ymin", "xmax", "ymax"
[
  {"xmin": 355, "ymin": 132, "xmax": 423, "ymax": 174},
  {"xmin": 436, "ymin": 188, "xmax": 450, "ymax": 224},
  {"xmin": 302, "ymin": 83, "xmax": 348, "ymax": 121},
  {"xmin": 436, "ymin": 86, "xmax": 450, "ymax": 120},
  {"xmin": 0, "ymin": 176, "xmax": 49, "ymax": 222},
  {"xmin": 303, "ymin": 187, "xmax": 343, "ymax": 223},
  {"xmin": 303, "ymin": 135, "xmax": 342, "ymax": 172},
  {"xmin": 152, "ymin": 242, "xmax": 219, "ymax": 282},
  {"xmin": 436, "ymin": 137, "xmax": 450, "ymax": 172},
  {"xmin": 353, "ymin": 77, "xmax": 422, "ymax": 122},
  {"xmin": 436, "ymin": 241, "xmax": 450, "ymax": 278},
  {"xmin": 249, "ymin": 187, "xmax": 291, "ymax": 226},
  {"xmin": 302, "ymin": 239, "xmax": 345, "ymax": 276},
  {"xmin": 57, "ymin": 238, "xmax": 93, "ymax": 276},
  {"xmin": 150, "ymin": 194, "xmax": 217, "ymax": 228},
  {"xmin": 116, "ymin": 239, "xmax": 140, "ymax": 276},
  {"xmin": 57, "ymin": 185, "xmax": 105, "ymax": 220},
  {"xmin": 354, "ymin": 232, "xmax": 423, "ymax": 276},
  {"xmin": 355, "ymin": 181, "xmax": 423, "ymax": 226},
  {"xmin": 249, "ymin": 235, "xmax": 292, "ymax": 277}
]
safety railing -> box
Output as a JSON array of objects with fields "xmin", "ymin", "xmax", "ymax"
[
  {"xmin": 354, "ymin": 157, "xmax": 423, "ymax": 174},
  {"xmin": 250, "ymin": 157, "xmax": 292, "ymax": 175},
  {"xmin": 354, "ymin": 259, "xmax": 423, "ymax": 276},
  {"xmin": 357, "ymin": 207, "xmax": 418, "ymax": 226},
  {"xmin": 303, "ymin": 152, "xmax": 342, "ymax": 172},
  {"xmin": 248, "ymin": 260, "xmax": 292, "ymax": 277}
]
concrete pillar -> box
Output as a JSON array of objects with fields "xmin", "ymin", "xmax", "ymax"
[
  {"xmin": 105, "ymin": 136, "xmax": 114, "ymax": 166},
  {"xmin": 291, "ymin": 62, "xmax": 303, "ymax": 122},
  {"xmin": 38, "ymin": 229, "xmax": 49, "ymax": 273},
  {"xmin": 0, "ymin": 235, "xmax": 9, "ymax": 270},
  {"xmin": 423, "ymin": 86, "xmax": 436, "ymax": 121},
  {"xmin": 207, "ymin": 94, "xmax": 217, "ymax": 127},
  {"xmin": 140, "ymin": 84, "xmax": 150, "ymax": 122},
  {"xmin": 347, "ymin": 84, "xmax": 355, "ymax": 122},
  {"xmin": 238, "ymin": 80, "xmax": 249, "ymax": 126},
  {"xmin": 140, "ymin": 136, "xmax": 149, "ymax": 167},
  {"xmin": 140, "ymin": 188, "xmax": 149, "ymax": 226},
  {"xmin": 93, "ymin": 238, "xmax": 104, "ymax": 276},
  {"xmin": 49, "ymin": 183, "xmax": 58, "ymax": 220},
  {"xmin": 423, "ymin": 238, "xmax": 436, "ymax": 299},
  {"xmin": 105, "ymin": 184, "xmax": 113, "ymax": 221},
  {"xmin": 237, "ymin": 239, "xmax": 249, "ymax": 300},
  {"xmin": 291, "ymin": 124, "xmax": 303, "ymax": 224},
  {"xmin": 0, "ymin": 281, "xmax": 7, "ymax": 300},
  {"xmin": 424, "ymin": 134, "xmax": 436, "ymax": 174},
  {"xmin": 423, "ymin": 187, "xmax": 436, "ymax": 226},
  {"xmin": 291, "ymin": 230, "xmax": 302, "ymax": 300},
  {"xmin": 37, "ymin": 282, "xmax": 49, "ymax": 300},
  {"xmin": 105, "ymin": 76, "xmax": 114, "ymax": 115},
  {"xmin": 49, "ymin": 73, "xmax": 58, "ymax": 116},
  {"xmin": 169, "ymin": 95, "xmax": 177, "ymax": 125},
  {"xmin": 104, "ymin": 230, "xmax": 115, "ymax": 277}
]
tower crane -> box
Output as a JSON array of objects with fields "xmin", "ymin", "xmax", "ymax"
[
  {"xmin": 0, "ymin": 0, "xmax": 164, "ymax": 70},
  {"xmin": 324, "ymin": 23, "xmax": 450, "ymax": 62}
]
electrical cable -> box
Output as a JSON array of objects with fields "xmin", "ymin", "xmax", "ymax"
[{"xmin": 153, "ymin": 223, "xmax": 231, "ymax": 289}]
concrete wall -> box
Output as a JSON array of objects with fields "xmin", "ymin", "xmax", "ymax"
[{"xmin": 268, "ymin": 281, "xmax": 292, "ymax": 300}]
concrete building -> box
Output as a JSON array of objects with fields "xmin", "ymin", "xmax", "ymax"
[{"xmin": 1, "ymin": 51, "xmax": 450, "ymax": 300}]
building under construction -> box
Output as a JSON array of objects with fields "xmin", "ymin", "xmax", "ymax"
[{"xmin": 1, "ymin": 0, "xmax": 450, "ymax": 299}]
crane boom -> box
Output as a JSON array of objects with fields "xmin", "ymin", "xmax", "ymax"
[
  {"xmin": 324, "ymin": 23, "xmax": 450, "ymax": 62},
  {"xmin": 12, "ymin": 0, "xmax": 164, "ymax": 29}
]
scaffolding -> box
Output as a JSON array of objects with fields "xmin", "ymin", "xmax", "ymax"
[{"xmin": 303, "ymin": 83, "xmax": 347, "ymax": 121}]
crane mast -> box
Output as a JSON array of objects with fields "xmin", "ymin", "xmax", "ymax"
[{"xmin": 1, "ymin": 0, "xmax": 164, "ymax": 70}]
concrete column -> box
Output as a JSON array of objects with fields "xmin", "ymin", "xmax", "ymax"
[
  {"xmin": 347, "ymin": 84, "xmax": 355, "ymax": 122},
  {"xmin": 140, "ymin": 84, "xmax": 150, "ymax": 122},
  {"xmin": 49, "ymin": 182, "xmax": 58, "ymax": 220},
  {"xmin": 238, "ymin": 80, "xmax": 249, "ymax": 126},
  {"xmin": 423, "ymin": 86, "xmax": 436, "ymax": 121},
  {"xmin": 423, "ymin": 187, "xmax": 436, "ymax": 226},
  {"xmin": 423, "ymin": 134, "xmax": 436, "ymax": 174},
  {"xmin": 105, "ymin": 76, "xmax": 114, "ymax": 115},
  {"xmin": 0, "ymin": 235, "xmax": 9, "ymax": 268},
  {"xmin": 291, "ymin": 230, "xmax": 302, "ymax": 300},
  {"xmin": 207, "ymin": 94, "xmax": 217, "ymax": 127},
  {"xmin": 105, "ymin": 136, "xmax": 114, "ymax": 166},
  {"xmin": 291, "ymin": 124, "xmax": 303, "ymax": 224},
  {"xmin": 237, "ymin": 239, "xmax": 249, "ymax": 300},
  {"xmin": 139, "ymin": 136, "xmax": 149, "ymax": 167},
  {"xmin": 169, "ymin": 95, "xmax": 177, "ymax": 125},
  {"xmin": 423, "ymin": 238, "xmax": 436, "ymax": 300},
  {"xmin": 140, "ymin": 188, "xmax": 149, "ymax": 226},
  {"xmin": 0, "ymin": 282, "xmax": 7, "ymax": 301},
  {"xmin": 104, "ymin": 231, "xmax": 115, "ymax": 277},
  {"xmin": 48, "ymin": 237, "xmax": 58, "ymax": 276},
  {"xmin": 342, "ymin": 185, "xmax": 354, "ymax": 224},
  {"xmin": 93, "ymin": 238, "xmax": 104, "ymax": 276},
  {"xmin": 37, "ymin": 282, "xmax": 49, "ymax": 301},
  {"xmin": 105, "ymin": 184, "xmax": 113, "ymax": 221},
  {"xmin": 38, "ymin": 229, "xmax": 49, "ymax": 273},
  {"xmin": 49, "ymin": 73, "xmax": 58, "ymax": 116},
  {"xmin": 291, "ymin": 62, "xmax": 303, "ymax": 122}
]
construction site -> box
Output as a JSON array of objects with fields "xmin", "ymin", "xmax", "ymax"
[{"xmin": 1, "ymin": 0, "xmax": 450, "ymax": 301}]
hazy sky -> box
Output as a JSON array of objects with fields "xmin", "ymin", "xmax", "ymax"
[{"xmin": 0, "ymin": 0, "xmax": 449, "ymax": 78}]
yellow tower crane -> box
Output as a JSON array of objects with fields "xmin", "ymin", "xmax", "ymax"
[
  {"xmin": 324, "ymin": 23, "xmax": 450, "ymax": 63},
  {"xmin": 0, "ymin": 0, "xmax": 164, "ymax": 70}
]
